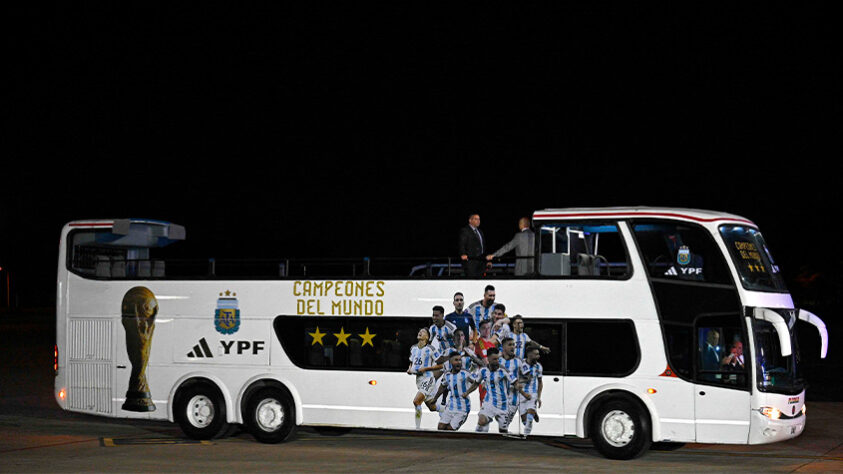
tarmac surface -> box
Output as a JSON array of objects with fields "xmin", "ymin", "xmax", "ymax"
[{"xmin": 2, "ymin": 310, "xmax": 842, "ymax": 472}]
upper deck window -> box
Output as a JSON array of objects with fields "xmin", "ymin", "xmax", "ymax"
[
  {"xmin": 537, "ymin": 222, "xmax": 630, "ymax": 278},
  {"xmin": 719, "ymin": 225, "xmax": 787, "ymax": 293},
  {"xmin": 632, "ymin": 220, "xmax": 731, "ymax": 285},
  {"xmin": 67, "ymin": 221, "xmax": 184, "ymax": 279}
]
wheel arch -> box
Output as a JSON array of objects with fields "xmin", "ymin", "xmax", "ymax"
[
  {"xmin": 168, "ymin": 373, "xmax": 234, "ymax": 423},
  {"xmin": 236, "ymin": 374, "xmax": 303, "ymax": 425},
  {"xmin": 577, "ymin": 383, "xmax": 661, "ymax": 441}
]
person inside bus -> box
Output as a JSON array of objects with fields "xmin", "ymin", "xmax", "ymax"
[
  {"xmin": 721, "ymin": 340, "xmax": 745, "ymax": 370},
  {"xmin": 701, "ymin": 329, "xmax": 722, "ymax": 372}
]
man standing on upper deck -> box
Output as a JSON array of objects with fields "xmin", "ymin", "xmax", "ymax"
[
  {"xmin": 487, "ymin": 217, "xmax": 535, "ymax": 276},
  {"xmin": 459, "ymin": 213, "xmax": 486, "ymax": 277}
]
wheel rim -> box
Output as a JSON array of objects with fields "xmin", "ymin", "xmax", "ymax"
[
  {"xmin": 186, "ymin": 395, "xmax": 215, "ymax": 428},
  {"xmin": 256, "ymin": 398, "xmax": 285, "ymax": 432},
  {"xmin": 601, "ymin": 409, "xmax": 635, "ymax": 447}
]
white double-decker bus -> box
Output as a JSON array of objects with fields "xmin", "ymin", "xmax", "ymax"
[{"xmin": 54, "ymin": 208, "xmax": 828, "ymax": 459}]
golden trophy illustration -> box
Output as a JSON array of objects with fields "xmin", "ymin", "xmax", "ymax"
[{"xmin": 121, "ymin": 286, "xmax": 158, "ymax": 412}]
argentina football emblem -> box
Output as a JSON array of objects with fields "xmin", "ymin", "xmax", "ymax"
[
  {"xmin": 677, "ymin": 246, "xmax": 691, "ymax": 266},
  {"xmin": 215, "ymin": 290, "xmax": 240, "ymax": 335}
]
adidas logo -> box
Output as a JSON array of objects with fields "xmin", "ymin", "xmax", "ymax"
[
  {"xmin": 664, "ymin": 267, "xmax": 678, "ymax": 276},
  {"xmin": 187, "ymin": 338, "xmax": 214, "ymax": 358}
]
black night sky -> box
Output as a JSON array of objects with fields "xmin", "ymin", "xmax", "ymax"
[{"xmin": 3, "ymin": 3, "xmax": 839, "ymax": 316}]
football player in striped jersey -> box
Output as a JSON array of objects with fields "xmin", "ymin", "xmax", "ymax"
[
  {"xmin": 475, "ymin": 348, "xmax": 523, "ymax": 433},
  {"xmin": 510, "ymin": 315, "xmax": 550, "ymax": 359},
  {"xmin": 519, "ymin": 342, "xmax": 544, "ymax": 436},
  {"xmin": 435, "ymin": 350, "xmax": 479, "ymax": 430},
  {"xmin": 429, "ymin": 305, "xmax": 458, "ymax": 352},
  {"xmin": 408, "ymin": 327, "xmax": 444, "ymax": 429},
  {"xmin": 499, "ymin": 336, "xmax": 529, "ymax": 430}
]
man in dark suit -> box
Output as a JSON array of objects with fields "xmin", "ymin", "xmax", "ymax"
[{"xmin": 459, "ymin": 213, "xmax": 486, "ymax": 277}]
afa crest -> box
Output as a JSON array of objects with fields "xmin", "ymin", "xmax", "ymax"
[
  {"xmin": 215, "ymin": 290, "xmax": 240, "ymax": 335},
  {"xmin": 677, "ymin": 246, "xmax": 691, "ymax": 266}
]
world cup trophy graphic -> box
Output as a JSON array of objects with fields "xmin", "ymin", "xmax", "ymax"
[{"xmin": 121, "ymin": 286, "xmax": 158, "ymax": 412}]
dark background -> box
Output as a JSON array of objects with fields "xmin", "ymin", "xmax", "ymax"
[{"xmin": 2, "ymin": 4, "xmax": 839, "ymax": 395}]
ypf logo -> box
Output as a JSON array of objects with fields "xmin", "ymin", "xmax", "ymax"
[{"xmin": 215, "ymin": 290, "xmax": 240, "ymax": 335}]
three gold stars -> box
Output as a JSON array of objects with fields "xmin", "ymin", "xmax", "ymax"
[{"xmin": 307, "ymin": 326, "xmax": 377, "ymax": 347}]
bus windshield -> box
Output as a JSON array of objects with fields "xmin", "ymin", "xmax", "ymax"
[
  {"xmin": 719, "ymin": 225, "xmax": 787, "ymax": 292},
  {"xmin": 753, "ymin": 316, "xmax": 803, "ymax": 395}
]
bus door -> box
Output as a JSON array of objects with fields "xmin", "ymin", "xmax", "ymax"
[
  {"xmin": 631, "ymin": 220, "xmax": 750, "ymax": 444},
  {"xmin": 693, "ymin": 316, "xmax": 750, "ymax": 443}
]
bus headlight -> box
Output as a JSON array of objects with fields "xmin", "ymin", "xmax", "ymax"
[
  {"xmin": 802, "ymin": 404, "xmax": 806, "ymax": 416},
  {"xmin": 759, "ymin": 406, "xmax": 781, "ymax": 420}
]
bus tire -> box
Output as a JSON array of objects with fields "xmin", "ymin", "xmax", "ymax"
[
  {"xmin": 590, "ymin": 398, "xmax": 651, "ymax": 460},
  {"xmin": 244, "ymin": 387, "xmax": 296, "ymax": 444},
  {"xmin": 174, "ymin": 382, "xmax": 229, "ymax": 440}
]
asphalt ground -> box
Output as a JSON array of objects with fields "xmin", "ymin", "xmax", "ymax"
[{"xmin": 2, "ymin": 310, "xmax": 841, "ymax": 472}]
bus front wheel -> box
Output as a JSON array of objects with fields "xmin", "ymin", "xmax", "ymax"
[
  {"xmin": 244, "ymin": 387, "xmax": 296, "ymax": 443},
  {"xmin": 590, "ymin": 398, "xmax": 651, "ymax": 460},
  {"xmin": 175, "ymin": 382, "xmax": 229, "ymax": 440}
]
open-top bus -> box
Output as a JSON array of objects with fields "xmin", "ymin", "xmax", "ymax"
[{"xmin": 54, "ymin": 208, "xmax": 828, "ymax": 459}]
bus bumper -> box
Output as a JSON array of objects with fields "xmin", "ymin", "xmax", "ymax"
[{"xmin": 748, "ymin": 410, "xmax": 805, "ymax": 444}]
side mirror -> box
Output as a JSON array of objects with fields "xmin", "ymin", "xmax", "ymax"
[
  {"xmin": 753, "ymin": 308, "xmax": 793, "ymax": 357},
  {"xmin": 798, "ymin": 309, "xmax": 828, "ymax": 359}
]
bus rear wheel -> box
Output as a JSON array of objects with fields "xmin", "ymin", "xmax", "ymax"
[
  {"xmin": 245, "ymin": 387, "xmax": 296, "ymax": 443},
  {"xmin": 590, "ymin": 398, "xmax": 651, "ymax": 460},
  {"xmin": 175, "ymin": 382, "xmax": 229, "ymax": 440}
]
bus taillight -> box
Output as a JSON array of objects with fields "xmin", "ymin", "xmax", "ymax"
[{"xmin": 54, "ymin": 344, "xmax": 58, "ymax": 374}]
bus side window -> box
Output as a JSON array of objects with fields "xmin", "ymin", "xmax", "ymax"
[
  {"xmin": 538, "ymin": 222, "xmax": 629, "ymax": 278},
  {"xmin": 276, "ymin": 316, "xmax": 428, "ymax": 371},
  {"xmin": 632, "ymin": 221, "xmax": 731, "ymax": 284},
  {"xmin": 695, "ymin": 316, "xmax": 747, "ymax": 387},
  {"xmin": 663, "ymin": 323, "xmax": 692, "ymax": 378}
]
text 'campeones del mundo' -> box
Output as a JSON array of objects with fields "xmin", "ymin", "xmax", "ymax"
[{"xmin": 294, "ymin": 280, "xmax": 386, "ymax": 316}]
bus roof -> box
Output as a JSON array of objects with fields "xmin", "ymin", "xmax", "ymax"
[{"xmin": 532, "ymin": 207, "xmax": 755, "ymax": 226}]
